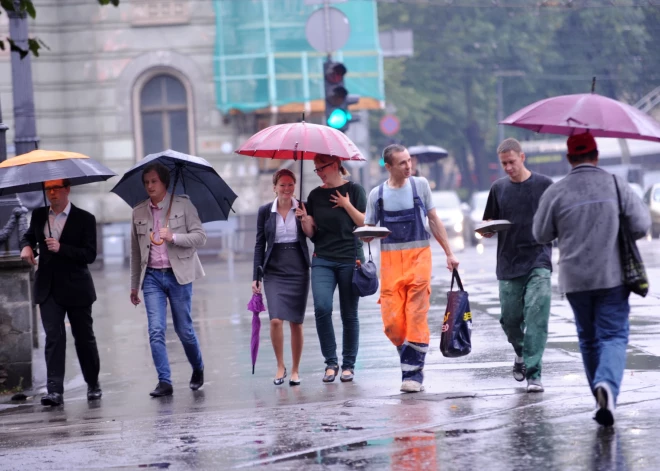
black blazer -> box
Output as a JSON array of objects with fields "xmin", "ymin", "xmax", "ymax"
[
  {"xmin": 20, "ymin": 204, "xmax": 97, "ymax": 307},
  {"xmin": 253, "ymin": 201, "xmax": 311, "ymax": 281}
]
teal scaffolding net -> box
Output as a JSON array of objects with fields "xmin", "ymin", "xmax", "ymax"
[{"xmin": 212, "ymin": 0, "xmax": 385, "ymax": 114}]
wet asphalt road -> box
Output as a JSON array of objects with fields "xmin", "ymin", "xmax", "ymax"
[{"xmin": 2, "ymin": 240, "xmax": 660, "ymax": 470}]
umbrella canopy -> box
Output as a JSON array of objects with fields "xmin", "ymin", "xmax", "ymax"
[
  {"xmin": 235, "ymin": 121, "xmax": 365, "ymax": 196},
  {"xmin": 408, "ymin": 145, "xmax": 449, "ymax": 163},
  {"xmin": 500, "ymin": 93, "xmax": 660, "ymax": 142},
  {"xmin": 247, "ymin": 266, "xmax": 266, "ymax": 374},
  {"xmin": 110, "ymin": 149, "xmax": 237, "ymax": 223},
  {"xmin": 235, "ymin": 121, "xmax": 365, "ymax": 161},
  {"xmin": 0, "ymin": 150, "xmax": 116, "ymax": 196}
]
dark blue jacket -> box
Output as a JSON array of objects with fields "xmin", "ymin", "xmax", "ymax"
[{"xmin": 252, "ymin": 201, "xmax": 311, "ymax": 281}]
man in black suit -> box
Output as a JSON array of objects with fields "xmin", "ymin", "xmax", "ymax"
[{"xmin": 20, "ymin": 179, "xmax": 102, "ymax": 406}]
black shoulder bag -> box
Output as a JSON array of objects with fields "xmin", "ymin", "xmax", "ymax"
[{"xmin": 613, "ymin": 176, "xmax": 649, "ymax": 297}]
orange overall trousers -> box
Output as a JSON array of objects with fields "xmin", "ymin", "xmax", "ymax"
[{"xmin": 376, "ymin": 178, "xmax": 431, "ymax": 383}]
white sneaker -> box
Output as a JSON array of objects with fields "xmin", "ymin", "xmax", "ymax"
[
  {"xmin": 594, "ymin": 382, "xmax": 615, "ymax": 427},
  {"xmin": 527, "ymin": 377, "xmax": 544, "ymax": 393},
  {"xmin": 400, "ymin": 380, "xmax": 425, "ymax": 393}
]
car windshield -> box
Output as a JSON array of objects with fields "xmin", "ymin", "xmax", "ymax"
[
  {"xmin": 432, "ymin": 192, "xmax": 461, "ymax": 209},
  {"xmin": 654, "ymin": 188, "xmax": 660, "ymax": 202}
]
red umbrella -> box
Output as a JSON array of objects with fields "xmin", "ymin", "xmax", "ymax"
[
  {"xmin": 235, "ymin": 121, "xmax": 365, "ymax": 195},
  {"xmin": 501, "ymin": 92, "xmax": 660, "ymax": 143}
]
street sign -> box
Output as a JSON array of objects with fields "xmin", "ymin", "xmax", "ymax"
[
  {"xmin": 380, "ymin": 114, "xmax": 400, "ymax": 136},
  {"xmin": 305, "ymin": 7, "xmax": 350, "ymax": 53}
]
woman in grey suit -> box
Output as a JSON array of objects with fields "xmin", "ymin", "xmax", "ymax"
[{"xmin": 252, "ymin": 169, "xmax": 311, "ymax": 386}]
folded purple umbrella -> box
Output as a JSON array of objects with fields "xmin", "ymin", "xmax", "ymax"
[{"xmin": 248, "ymin": 268, "xmax": 266, "ymax": 374}]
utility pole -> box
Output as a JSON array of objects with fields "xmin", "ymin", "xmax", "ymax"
[{"xmin": 8, "ymin": 0, "xmax": 41, "ymax": 209}]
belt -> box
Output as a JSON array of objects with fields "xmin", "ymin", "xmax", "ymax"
[
  {"xmin": 274, "ymin": 242, "xmax": 299, "ymax": 249},
  {"xmin": 147, "ymin": 267, "xmax": 173, "ymax": 273}
]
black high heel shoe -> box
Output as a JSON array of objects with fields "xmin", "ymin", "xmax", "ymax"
[
  {"xmin": 273, "ymin": 367, "xmax": 287, "ymax": 385},
  {"xmin": 322, "ymin": 365, "xmax": 339, "ymax": 383}
]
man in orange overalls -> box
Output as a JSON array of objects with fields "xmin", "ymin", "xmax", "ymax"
[{"xmin": 364, "ymin": 145, "xmax": 460, "ymax": 392}]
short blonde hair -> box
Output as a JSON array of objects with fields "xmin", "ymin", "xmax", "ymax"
[{"xmin": 314, "ymin": 154, "xmax": 350, "ymax": 176}]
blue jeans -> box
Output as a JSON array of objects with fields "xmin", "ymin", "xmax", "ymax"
[
  {"xmin": 143, "ymin": 269, "xmax": 204, "ymax": 384},
  {"xmin": 566, "ymin": 285, "xmax": 630, "ymax": 403},
  {"xmin": 311, "ymin": 257, "xmax": 360, "ymax": 370}
]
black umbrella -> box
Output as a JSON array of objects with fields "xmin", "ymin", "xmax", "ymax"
[
  {"xmin": 0, "ymin": 150, "xmax": 116, "ymax": 196},
  {"xmin": 0, "ymin": 150, "xmax": 117, "ymax": 236},
  {"xmin": 110, "ymin": 149, "xmax": 237, "ymax": 224},
  {"xmin": 408, "ymin": 145, "xmax": 449, "ymax": 164}
]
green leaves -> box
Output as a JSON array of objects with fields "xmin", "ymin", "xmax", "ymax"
[
  {"xmin": 0, "ymin": 0, "xmax": 37, "ymax": 18},
  {"xmin": 376, "ymin": 4, "xmax": 660, "ymax": 190},
  {"xmin": 0, "ymin": 0, "xmax": 119, "ymax": 58}
]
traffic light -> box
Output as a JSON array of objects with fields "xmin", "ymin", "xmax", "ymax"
[{"xmin": 324, "ymin": 61, "xmax": 359, "ymax": 132}]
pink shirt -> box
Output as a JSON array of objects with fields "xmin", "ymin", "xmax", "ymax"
[{"xmin": 148, "ymin": 200, "xmax": 172, "ymax": 269}]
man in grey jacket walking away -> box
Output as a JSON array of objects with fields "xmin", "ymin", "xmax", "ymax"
[{"xmin": 533, "ymin": 132, "xmax": 650, "ymax": 427}]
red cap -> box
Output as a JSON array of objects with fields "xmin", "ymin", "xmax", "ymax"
[{"xmin": 567, "ymin": 132, "xmax": 597, "ymax": 156}]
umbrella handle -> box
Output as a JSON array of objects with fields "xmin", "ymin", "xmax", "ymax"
[
  {"xmin": 149, "ymin": 191, "xmax": 175, "ymax": 247},
  {"xmin": 256, "ymin": 265, "xmax": 264, "ymax": 288}
]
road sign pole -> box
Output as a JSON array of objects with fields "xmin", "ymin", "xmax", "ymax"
[{"xmin": 324, "ymin": 0, "xmax": 332, "ymax": 57}]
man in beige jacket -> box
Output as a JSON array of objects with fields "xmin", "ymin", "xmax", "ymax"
[{"xmin": 130, "ymin": 162, "xmax": 207, "ymax": 397}]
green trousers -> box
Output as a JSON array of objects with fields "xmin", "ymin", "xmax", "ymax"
[{"xmin": 498, "ymin": 268, "xmax": 551, "ymax": 380}]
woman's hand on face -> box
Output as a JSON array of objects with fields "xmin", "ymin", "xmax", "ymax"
[
  {"xmin": 251, "ymin": 280, "xmax": 262, "ymax": 294},
  {"xmin": 330, "ymin": 190, "xmax": 350, "ymax": 209}
]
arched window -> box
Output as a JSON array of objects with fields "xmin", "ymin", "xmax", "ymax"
[{"xmin": 135, "ymin": 72, "xmax": 194, "ymax": 157}]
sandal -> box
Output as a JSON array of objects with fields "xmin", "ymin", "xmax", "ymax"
[
  {"xmin": 340, "ymin": 368, "xmax": 354, "ymax": 382},
  {"xmin": 322, "ymin": 365, "xmax": 339, "ymax": 383}
]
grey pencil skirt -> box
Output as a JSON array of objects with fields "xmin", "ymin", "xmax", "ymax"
[{"xmin": 263, "ymin": 242, "xmax": 310, "ymax": 324}]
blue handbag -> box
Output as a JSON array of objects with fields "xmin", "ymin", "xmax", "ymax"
[{"xmin": 352, "ymin": 239, "xmax": 379, "ymax": 297}]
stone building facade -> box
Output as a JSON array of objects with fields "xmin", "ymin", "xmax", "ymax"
[{"xmin": 0, "ymin": 0, "xmax": 264, "ymax": 227}]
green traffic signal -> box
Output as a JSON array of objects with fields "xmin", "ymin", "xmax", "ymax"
[{"xmin": 326, "ymin": 108, "xmax": 352, "ymax": 129}]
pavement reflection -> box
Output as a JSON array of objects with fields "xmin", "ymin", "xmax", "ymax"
[{"xmin": 1, "ymin": 241, "xmax": 660, "ymax": 470}]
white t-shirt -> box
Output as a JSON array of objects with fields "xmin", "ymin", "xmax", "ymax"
[{"xmin": 364, "ymin": 177, "xmax": 434, "ymax": 226}]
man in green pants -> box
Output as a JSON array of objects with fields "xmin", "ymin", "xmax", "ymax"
[{"xmin": 483, "ymin": 138, "xmax": 553, "ymax": 392}]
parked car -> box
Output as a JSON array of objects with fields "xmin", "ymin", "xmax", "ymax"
[
  {"xmin": 643, "ymin": 183, "xmax": 660, "ymax": 238},
  {"xmin": 466, "ymin": 191, "xmax": 490, "ymax": 245},
  {"xmin": 430, "ymin": 191, "xmax": 466, "ymax": 251}
]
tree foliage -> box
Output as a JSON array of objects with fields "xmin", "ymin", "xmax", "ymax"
[
  {"xmin": 376, "ymin": 4, "xmax": 660, "ymax": 190},
  {"xmin": 0, "ymin": 0, "xmax": 119, "ymax": 58}
]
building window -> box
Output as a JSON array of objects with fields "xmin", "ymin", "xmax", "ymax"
[{"xmin": 136, "ymin": 72, "xmax": 194, "ymax": 157}]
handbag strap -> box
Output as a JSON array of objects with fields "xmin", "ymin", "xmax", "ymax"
[
  {"xmin": 354, "ymin": 235, "xmax": 372, "ymax": 263},
  {"xmin": 613, "ymin": 175, "xmax": 622, "ymax": 216},
  {"xmin": 450, "ymin": 268, "xmax": 464, "ymax": 291}
]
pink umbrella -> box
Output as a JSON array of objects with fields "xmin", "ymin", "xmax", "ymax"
[
  {"xmin": 501, "ymin": 92, "xmax": 660, "ymax": 143},
  {"xmin": 247, "ymin": 266, "xmax": 266, "ymax": 374},
  {"xmin": 235, "ymin": 120, "xmax": 365, "ymax": 196}
]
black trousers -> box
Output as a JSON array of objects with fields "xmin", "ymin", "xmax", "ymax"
[{"xmin": 40, "ymin": 295, "xmax": 100, "ymax": 394}]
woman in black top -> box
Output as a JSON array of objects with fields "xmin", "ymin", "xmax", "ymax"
[
  {"xmin": 296, "ymin": 154, "xmax": 367, "ymax": 383},
  {"xmin": 253, "ymin": 169, "xmax": 311, "ymax": 386}
]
